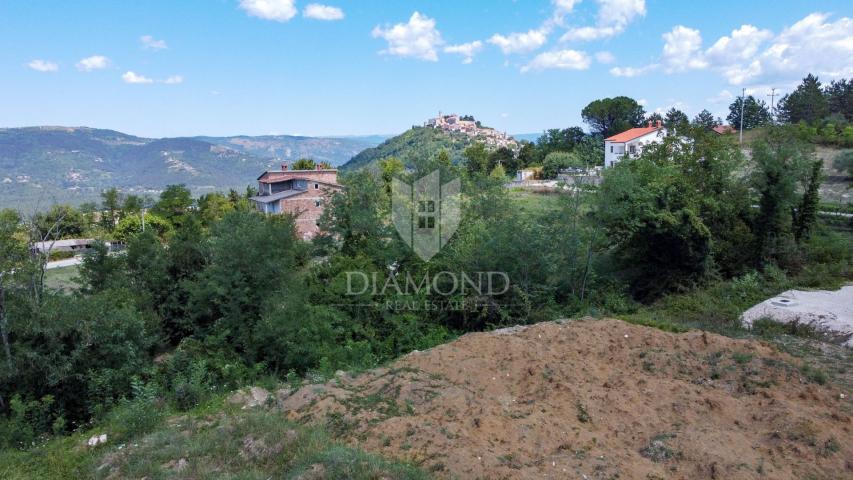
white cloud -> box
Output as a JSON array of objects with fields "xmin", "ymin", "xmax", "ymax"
[
  {"xmin": 140, "ymin": 35, "xmax": 168, "ymax": 50},
  {"xmin": 551, "ymin": 0, "xmax": 581, "ymax": 25},
  {"xmin": 594, "ymin": 51, "xmax": 615, "ymax": 64},
  {"xmin": 661, "ymin": 25, "xmax": 708, "ymax": 72},
  {"xmin": 489, "ymin": 28, "xmax": 549, "ymax": 55},
  {"xmin": 27, "ymin": 59, "xmax": 58, "ymax": 72},
  {"xmin": 372, "ymin": 12, "xmax": 443, "ymax": 61},
  {"xmin": 612, "ymin": 12, "xmax": 853, "ymax": 85},
  {"xmin": 521, "ymin": 49, "xmax": 591, "ymax": 73},
  {"xmin": 239, "ymin": 0, "xmax": 297, "ymax": 22},
  {"xmin": 729, "ymin": 13, "xmax": 853, "ymax": 85},
  {"xmin": 707, "ymin": 89, "xmax": 734, "ymax": 104},
  {"xmin": 607, "ymin": 24, "xmax": 705, "ymax": 78},
  {"xmin": 76, "ymin": 55, "xmax": 109, "ymax": 71},
  {"xmin": 609, "ymin": 64, "xmax": 658, "ymax": 77},
  {"xmin": 444, "ymin": 40, "xmax": 483, "ymax": 64},
  {"xmin": 122, "ymin": 71, "xmax": 154, "ymax": 84},
  {"xmin": 303, "ymin": 4, "xmax": 344, "ymax": 21},
  {"xmin": 163, "ymin": 75, "xmax": 184, "ymax": 84},
  {"xmin": 705, "ymin": 25, "xmax": 772, "ymax": 65},
  {"xmin": 561, "ymin": 0, "xmax": 646, "ymax": 42}
]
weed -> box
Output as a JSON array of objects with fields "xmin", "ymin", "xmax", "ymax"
[
  {"xmin": 576, "ymin": 402, "xmax": 591, "ymax": 423},
  {"xmin": 800, "ymin": 364, "xmax": 828, "ymax": 385},
  {"xmin": 732, "ymin": 352, "xmax": 754, "ymax": 365},
  {"xmin": 640, "ymin": 433, "xmax": 679, "ymax": 463},
  {"xmin": 820, "ymin": 437, "xmax": 840, "ymax": 457}
]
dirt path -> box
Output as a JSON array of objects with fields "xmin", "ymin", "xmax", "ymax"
[{"xmin": 279, "ymin": 318, "xmax": 852, "ymax": 479}]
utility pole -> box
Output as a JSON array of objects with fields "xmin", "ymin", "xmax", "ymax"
[
  {"xmin": 739, "ymin": 88, "xmax": 746, "ymax": 144},
  {"xmin": 767, "ymin": 88, "xmax": 778, "ymax": 123}
]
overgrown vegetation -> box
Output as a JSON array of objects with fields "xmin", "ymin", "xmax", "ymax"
[{"xmin": 1, "ymin": 83, "xmax": 851, "ymax": 478}]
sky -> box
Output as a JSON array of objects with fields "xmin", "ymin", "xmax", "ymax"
[{"xmin": 1, "ymin": 0, "xmax": 851, "ymax": 138}]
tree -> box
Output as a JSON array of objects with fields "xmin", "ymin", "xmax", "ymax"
[
  {"xmin": 121, "ymin": 195, "xmax": 143, "ymax": 217},
  {"xmin": 646, "ymin": 112, "xmax": 663, "ymax": 124},
  {"xmin": 197, "ymin": 193, "xmax": 235, "ymax": 227},
  {"xmin": 691, "ymin": 109, "xmax": 719, "ymax": 130},
  {"xmin": 152, "ymin": 185, "xmax": 193, "ymax": 228},
  {"xmin": 542, "ymin": 151, "xmax": 581, "ymax": 179},
  {"xmin": 186, "ymin": 211, "xmax": 306, "ymax": 351},
  {"xmin": 463, "ymin": 143, "xmax": 489, "ymax": 175},
  {"xmin": 100, "ymin": 188, "xmax": 121, "ymax": 231},
  {"xmin": 291, "ymin": 158, "xmax": 316, "ymax": 170},
  {"xmin": 487, "ymin": 146, "xmax": 515, "ymax": 173},
  {"xmin": 581, "ymin": 96, "xmax": 646, "ymax": 137},
  {"xmin": 0, "ymin": 210, "xmax": 27, "ymax": 378},
  {"xmin": 78, "ymin": 241, "xmax": 123, "ymax": 294},
  {"xmin": 596, "ymin": 152, "xmax": 713, "ymax": 299},
  {"xmin": 825, "ymin": 78, "xmax": 852, "ymax": 121},
  {"xmin": 664, "ymin": 108, "xmax": 689, "ymax": 134},
  {"xmin": 379, "ymin": 157, "xmax": 404, "ymax": 198},
  {"xmin": 436, "ymin": 150, "xmax": 452, "ymax": 168},
  {"xmin": 489, "ymin": 164, "xmax": 507, "ymax": 180},
  {"xmin": 750, "ymin": 130, "xmax": 813, "ymax": 262},
  {"xmin": 33, "ymin": 205, "xmax": 86, "ymax": 240},
  {"xmin": 777, "ymin": 74, "xmax": 829, "ymax": 124},
  {"xmin": 727, "ymin": 96, "xmax": 772, "ymax": 130},
  {"xmin": 114, "ymin": 213, "xmax": 173, "ymax": 243},
  {"xmin": 516, "ymin": 141, "xmax": 539, "ymax": 169},
  {"xmin": 793, "ymin": 160, "xmax": 822, "ymax": 243},
  {"xmin": 536, "ymin": 127, "xmax": 585, "ymax": 156}
]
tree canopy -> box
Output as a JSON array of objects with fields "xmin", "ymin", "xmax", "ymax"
[{"xmin": 581, "ymin": 96, "xmax": 646, "ymax": 137}]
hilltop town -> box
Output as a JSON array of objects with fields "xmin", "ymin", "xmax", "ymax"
[{"xmin": 424, "ymin": 113, "xmax": 518, "ymax": 150}]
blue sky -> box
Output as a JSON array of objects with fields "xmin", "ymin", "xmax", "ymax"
[{"xmin": 1, "ymin": 0, "xmax": 851, "ymax": 137}]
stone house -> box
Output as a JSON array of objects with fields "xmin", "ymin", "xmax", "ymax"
[{"xmin": 250, "ymin": 163, "xmax": 342, "ymax": 240}]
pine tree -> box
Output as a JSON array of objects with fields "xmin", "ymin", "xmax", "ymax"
[{"xmin": 777, "ymin": 74, "xmax": 829, "ymax": 124}]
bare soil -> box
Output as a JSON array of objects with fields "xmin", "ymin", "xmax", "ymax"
[{"xmin": 280, "ymin": 318, "xmax": 853, "ymax": 479}]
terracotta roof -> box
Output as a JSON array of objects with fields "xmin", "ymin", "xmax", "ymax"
[
  {"xmin": 605, "ymin": 126, "xmax": 662, "ymax": 143},
  {"xmin": 712, "ymin": 125, "xmax": 735, "ymax": 134}
]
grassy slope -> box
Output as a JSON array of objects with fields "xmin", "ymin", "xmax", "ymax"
[{"xmin": 0, "ymin": 395, "xmax": 427, "ymax": 480}]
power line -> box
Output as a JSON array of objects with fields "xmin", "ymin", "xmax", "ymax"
[{"xmin": 767, "ymin": 88, "xmax": 778, "ymax": 123}]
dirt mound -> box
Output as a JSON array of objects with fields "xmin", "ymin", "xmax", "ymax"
[{"xmin": 281, "ymin": 319, "xmax": 852, "ymax": 479}]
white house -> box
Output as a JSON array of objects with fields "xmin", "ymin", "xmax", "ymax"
[{"xmin": 604, "ymin": 120, "xmax": 666, "ymax": 168}]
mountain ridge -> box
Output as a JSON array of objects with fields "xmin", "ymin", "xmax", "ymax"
[{"xmin": 0, "ymin": 126, "xmax": 382, "ymax": 209}]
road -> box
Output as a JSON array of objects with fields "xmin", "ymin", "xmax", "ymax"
[{"xmin": 46, "ymin": 257, "xmax": 83, "ymax": 270}]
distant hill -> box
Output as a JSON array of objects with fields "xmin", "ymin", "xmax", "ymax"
[
  {"xmin": 196, "ymin": 135, "xmax": 377, "ymax": 167},
  {"xmin": 0, "ymin": 127, "xmax": 381, "ymax": 209},
  {"xmin": 341, "ymin": 126, "xmax": 474, "ymax": 171}
]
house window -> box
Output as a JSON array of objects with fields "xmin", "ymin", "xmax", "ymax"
[
  {"xmin": 417, "ymin": 200, "xmax": 436, "ymax": 229},
  {"xmin": 610, "ymin": 145, "xmax": 613, "ymax": 153},
  {"xmin": 629, "ymin": 144, "xmax": 636, "ymax": 154},
  {"xmin": 314, "ymin": 183, "xmax": 319, "ymax": 189},
  {"xmin": 314, "ymin": 200, "xmax": 321, "ymax": 207}
]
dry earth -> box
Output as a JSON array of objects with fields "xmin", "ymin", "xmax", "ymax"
[{"xmin": 277, "ymin": 318, "xmax": 852, "ymax": 480}]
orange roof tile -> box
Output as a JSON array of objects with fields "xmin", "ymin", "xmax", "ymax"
[{"xmin": 605, "ymin": 126, "xmax": 662, "ymax": 143}]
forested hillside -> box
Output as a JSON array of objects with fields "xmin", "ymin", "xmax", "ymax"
[
  {"xmin": 341, "ymin": 126, "xmax": 472, "ymax": 171},
  {"xmin": 0, "ymin": 127, "xmax": 378, "ymax": 209}
]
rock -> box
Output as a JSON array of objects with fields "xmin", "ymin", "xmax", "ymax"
[
  {"xmin": 227, "ymin": 386, "xmax": 272, "ymax": 409},
  {"xmin": 87, "ymin": 433, "xmax": 108, "ymax": 447},
  {"xmin": 741, "ymin": 286, "xmax": 853, "ymax": 347}
]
